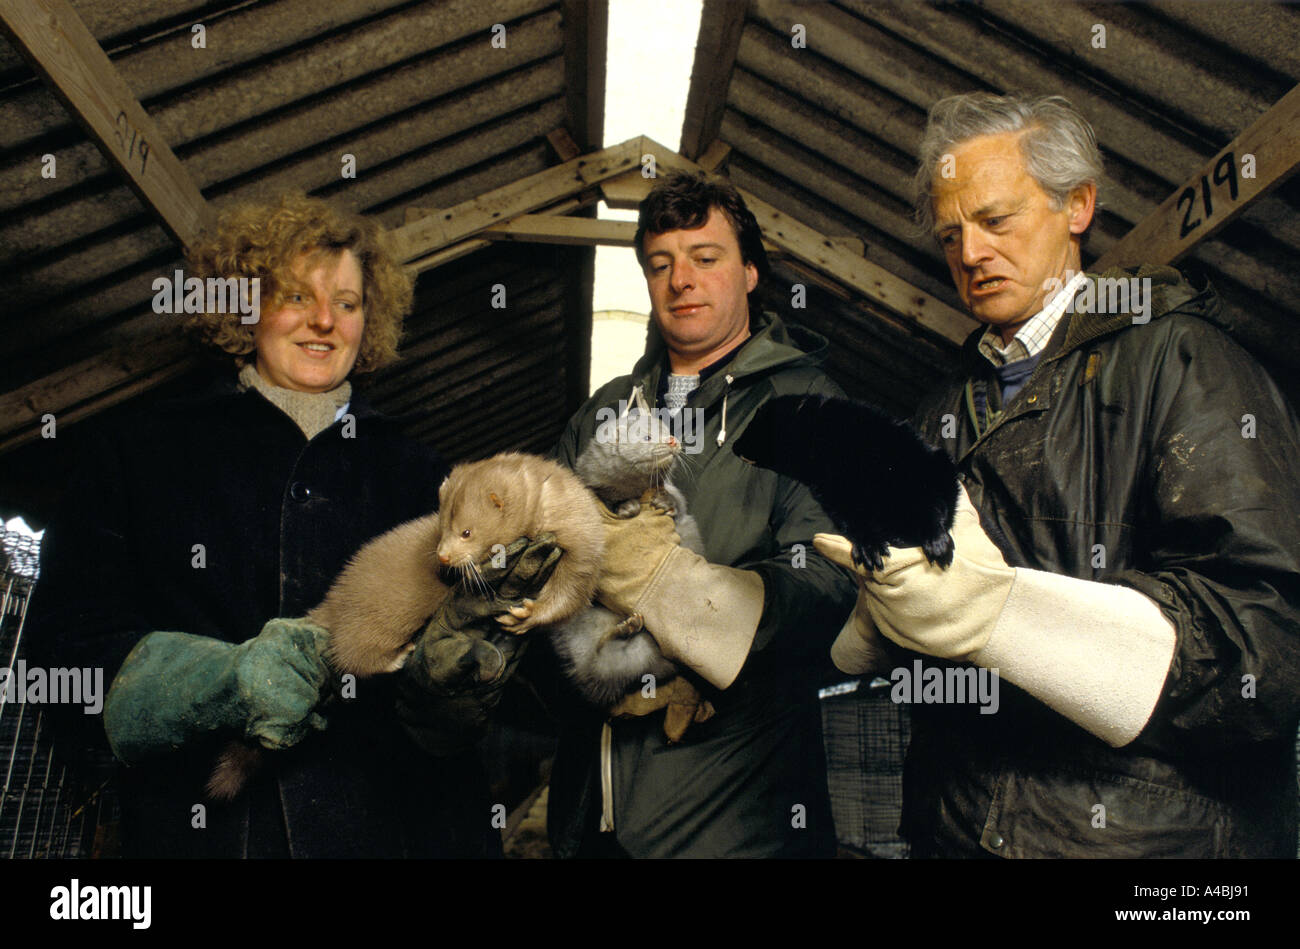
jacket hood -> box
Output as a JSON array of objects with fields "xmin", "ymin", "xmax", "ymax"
[
  {"xmin": 629, "ymin": 309, "xmax": 830, "ymax": 390},
  {"xmin": 1057, "ymin": 264, "xmax": 1228, "ymax": 355}
]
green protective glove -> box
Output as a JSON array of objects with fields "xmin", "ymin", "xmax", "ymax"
[
  {"xmin": 396, "ymin": 534, "xmax": 562, "ymax": 755},
  {"xmin": 103, "ymin": 617, "xmax": 332, "ymax": 764}
]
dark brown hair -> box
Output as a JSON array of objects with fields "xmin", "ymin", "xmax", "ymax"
[{"xmin": 634, "ymin": 172, "xmax": 770, "ymax": 283}]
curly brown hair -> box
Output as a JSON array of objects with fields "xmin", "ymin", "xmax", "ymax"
[{"xmin": 185, "ymin": 192, "xmax": 412, "ymax": 373}]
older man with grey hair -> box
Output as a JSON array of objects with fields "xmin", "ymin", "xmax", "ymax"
[{"xmin": 818, "ymin": 92, "xmax": 1300, "ymax": 858}]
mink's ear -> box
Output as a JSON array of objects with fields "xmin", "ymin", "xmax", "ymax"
[{"xmin": 438, "ymin": 475, "xmax": 450, "ymax": 501}]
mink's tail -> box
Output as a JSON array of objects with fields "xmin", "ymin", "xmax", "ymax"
[{"xmin": 206, "ymin": 739, "xmax": 262, "ymax": 802}]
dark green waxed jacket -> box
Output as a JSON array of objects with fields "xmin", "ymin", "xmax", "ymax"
[
  {"xmin": 904, "ymin": 266, "xmax": 1300, "ymax": 858},
  {"xmin": 546, "ymin": 310, "xmax": 857, "ymax": 858}
]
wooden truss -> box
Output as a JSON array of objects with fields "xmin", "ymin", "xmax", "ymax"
[
  {"xmin": 4, "ymin": 0, "xmax": 1296, "ymax": 453},
  {"xmin": 396, "ymin": 134, "xmax": 978, "ymax": 346}
]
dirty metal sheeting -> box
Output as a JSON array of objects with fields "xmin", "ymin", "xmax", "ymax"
[
  {"xmin": 680, "ymin": 0, "xmax": 1300, "ymax": 412},
  {"xmin": 0, "ymin": 0, "xmax": 605, "ymax": 525}
]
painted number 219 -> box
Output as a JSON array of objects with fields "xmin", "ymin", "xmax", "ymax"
[
  {"xmin": 1177, "ymin": 151, "xmax": 1238, "ymax": 238},
  {"xmin": 113, "ymin": 110, "xmax": 150, "ymax": 175}
]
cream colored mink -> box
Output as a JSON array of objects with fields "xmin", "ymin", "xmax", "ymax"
[
  {"xmin": 312, "ymin": 512, "xmax": 448, "ymax": 677},
  {"xmin": 206, "ymin": 451, "xmax": 603, "ymax": 801},
  {"xmin": 435, "ymin": 452, "xmax": 605, "ymax": 634},
  {"xmin": 318, "ymin": 451, "xmax": 604, "ymax": 674}
]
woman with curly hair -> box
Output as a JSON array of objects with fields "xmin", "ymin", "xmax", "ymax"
[
  {"xmin": 186, "ymin": 191, "xmax": 410, "ymax": 386},
  {"xmin": 26, "ymin": 193, "xmax": 544, "ymax": 858}
]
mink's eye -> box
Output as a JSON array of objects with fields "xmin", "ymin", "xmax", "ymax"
[{"xmin": 461, "ymin": 529, "xmax": 471, "ymax": 539}]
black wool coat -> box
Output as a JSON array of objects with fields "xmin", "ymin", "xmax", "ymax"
[{"xmin": 25, "ymin": 375, "xmax": 499, "ymax": 858}]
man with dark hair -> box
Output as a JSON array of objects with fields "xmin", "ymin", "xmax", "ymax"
[
  {"xmin": 822, "ymin": 92, "xmax": 1300, "ymax": 858},
  {"xmin": 632, "ymin": 172, "xmax": 771, "ymax": 284},
  {"xmin": 545, "ymin": 171, "xmax": 856, "ymax": 857}
]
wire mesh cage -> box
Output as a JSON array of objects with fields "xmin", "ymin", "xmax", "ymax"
[
  {"xmin": 821, "ymin": 674, "xmax": 1300, "ymax": 858},
  {"xmin": 820, "ymin": 678, "xmax": 910, "ymax": 858},
  {"xmin": 0, "ymin": 527, "xmax": 117, "ymax": 859}
]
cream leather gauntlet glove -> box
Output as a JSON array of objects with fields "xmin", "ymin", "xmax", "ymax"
[
  {"xmin": 844, "ymin": 488, "xmax": 1017, "ymax": 660},
  {"xmin": 814, "ymin": 486, "xmax": 1177, "ymax": 747},
  {"xmin": 816, "ymin": 534, "xmax": 893, "ymax": 677},
  {"xmin": 596, "ymin": 504, "xmax": 764, "ymax": 689}
]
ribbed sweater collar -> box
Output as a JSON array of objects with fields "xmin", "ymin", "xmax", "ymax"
[{"xmin": 237, "ymin": 364, "xmax": 351, "ymax": 440}]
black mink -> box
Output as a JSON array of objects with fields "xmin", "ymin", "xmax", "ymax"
[{"xmin": 733, "ymin": 394, "xmax": 959, "ymax": 571}]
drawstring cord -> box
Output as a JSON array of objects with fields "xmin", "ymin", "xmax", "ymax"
[{"xmin": 716, "ymin": 374, "xmax": 734, "ymax": 446}]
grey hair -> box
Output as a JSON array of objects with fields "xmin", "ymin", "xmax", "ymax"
[{"xmin": 913, "ymin": 92, "xmax": 1103, "ymax": 235}]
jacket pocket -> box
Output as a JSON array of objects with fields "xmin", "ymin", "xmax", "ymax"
[{"xmin": 989, "ymin": 767, "xmax": 1229, "ymax": 858}]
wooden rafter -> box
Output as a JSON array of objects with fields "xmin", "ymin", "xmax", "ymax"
[
  {"xmin": 679, "ymin": 0, "xmax": 750, "ymax": 161},
  {"xmin": 697, "ymin": 140, "xmax": 732, "ymax": 173},
  {"xmin": 598, "ymin": 168, "xmax": 653, "ymax": 210},
  {"xmin": 482, "ymin": 215, "xmax": 636, "ymax": 247},
  {"xmin": 546, "ymin": 127, "xmax": 583, "ymax": 162},
  {"xmin": 742, "ymin": 188, "xmax": 975, "ymax": 344},
  {"xmin": 0, "ymin": 336, "xmax": 195, "ymax": 455},
  {"xmin": 0, "ymin": 0, "xmax": 215, "ymax": 456},
  {"xmin": 0, "ymin": 0, "xmax": 213, "ymax": 250},
  {"xmin": 394, "ymin": 137, "xmax": 645, "ymax": 268},
  {"xmin": 561, "ymin": 0, "xmax": 608, "ymax": 152},
  {"xmin": 1096, "ymin": 83, "xmax": 1300, "ymax": 270}
]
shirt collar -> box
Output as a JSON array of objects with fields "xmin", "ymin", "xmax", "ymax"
[{"xmin": 977, "ymin": 270, "xmax": 1086, "ymax": 367}]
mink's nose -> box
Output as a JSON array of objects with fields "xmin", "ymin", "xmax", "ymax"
[{"xmin": 438, "ymin": 553, "xmax": 450, "ymax": 566}]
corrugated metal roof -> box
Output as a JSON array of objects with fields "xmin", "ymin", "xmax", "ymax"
[
  {"xmin": 1, "ymin": 0, "xmax": 582, "ymax": 377},
  {"xmin": 683, "ymin": 0, "xmax": 1300, "ymax": 410},
  {"xmin": 0, "ymin": 0, "xmax": 603, "ymax": 523},
  {"xmin": 5, "ymin": 0, "xmax": 1300, "ymax": 522}
]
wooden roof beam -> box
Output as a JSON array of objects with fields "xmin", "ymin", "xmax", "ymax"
[
  {"xmin": 697, "ymin": 140, "xmax": 732, "ymax": 173},
  {"xmin": 482, "ymin": 214, "xmax": 635, "ymax": 247},
  {"xmin": 402, "ymin": 195, "xmax": 591, "ymax": 273},
  {"xmin": 0, "ymin": 0, "xmax": 212, "ymax": 250},
  {"xmin": 679, "ymin": 0, "xmax": 749, "ymax": 161},
  {"xmin": 392, "ymin": 136, "xmax": 645, "ymax": 267},
  {"xmin": 1095, "ymin": 82, "xmax": 1300, "ymax": 269},
  {"xmin": 0, "ymin": 335, "xmax": 194, "ymax": 455},
  {"xmin": 547, "ymin": 127, "xmax": 583, "ymax": 162},
  {"xmin": 561, "ymin": 0, "xmax": 608, "ymax": 151}
]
